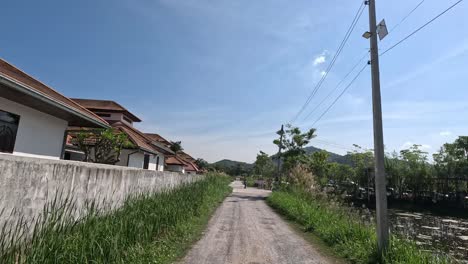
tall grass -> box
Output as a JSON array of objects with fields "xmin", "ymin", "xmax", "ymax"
[
  {"xmin": 0, "ymin": 173, "xmax": 232, "ymax": 263},
  {"xmin": 267, "ymin": 189, "xmax": 452, "ymax": 264}
]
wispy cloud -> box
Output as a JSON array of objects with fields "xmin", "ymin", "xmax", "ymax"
[
  {"xmin": 439, "ymin": 131, "xmax": 452, "ymax": 137},
  {"xmin": 384, "ymin": 39, "xmax": 468, "ymax": 89},
  {"xmin": 313, "ymin": 50, "xmax": 329, "ymax": 66},
  {"xmin": 313, "ymin": 55, "xmax": 326, "ymax": 66}
]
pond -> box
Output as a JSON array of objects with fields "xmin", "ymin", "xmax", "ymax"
[{"xmin": 388, "ymin": 209, "xmax": 468, "ymax": 262}]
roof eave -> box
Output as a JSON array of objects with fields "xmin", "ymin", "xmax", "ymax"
[{"xmin": 0, "ymin": 74, "xmax": 110, "ymax": 129}]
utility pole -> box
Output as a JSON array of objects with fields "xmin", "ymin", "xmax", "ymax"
[
  {"xmin": 365, "ymin": 0, "xmax": 389, "ymax": 254},
  {"xmin": 276, "ymin": 124, "xmax": 284, "ymax": 184}
]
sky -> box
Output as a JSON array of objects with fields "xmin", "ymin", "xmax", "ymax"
[{"xmin": 1, "ymin": 0, "xmax": 467, "ymax": 163}]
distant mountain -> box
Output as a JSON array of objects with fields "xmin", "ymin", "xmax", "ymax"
[
  {"xmin": 212, "ymin": 159, "xmax": 253, "ymax": 168},
  {"xmin": 303, "ymin": 146, "xmax": 353, "ymax": 165},
  {"xmin": 212, "ymin": 146, "xmax": 352, "ymax": 175},
  {"xmin": 270, "ymin": 146, "xmax": 353, "ymax": 165},
  {"xmin": 210, "ymin": 159, "xmax": 254, "ymax": 175}
]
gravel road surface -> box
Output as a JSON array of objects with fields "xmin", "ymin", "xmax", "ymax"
[{"xmin": 181, "ymin": 181, "xmax": 332, "ymax": 264}]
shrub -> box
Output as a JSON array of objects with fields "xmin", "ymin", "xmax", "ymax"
[{"xmin": 267, "ymin": 189, "xmax": 451, "ymax": 264}]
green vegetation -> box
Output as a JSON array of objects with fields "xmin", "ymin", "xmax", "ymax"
[
  {"xmin": 270, "ymin": 124, "xmax": 468, "ymax": 202},
  {"xmin": 0, "ymin": 173, "xmax": 232, "ymax": 263},
  {"xmin": 72, "ymin": 128, "xmax": 134, "ymax": 164},
  {"xmin": 268, "ymin": 189, "xmax": 451, "ymax": 264}
]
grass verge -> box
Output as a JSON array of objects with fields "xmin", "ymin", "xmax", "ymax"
[
  {"xmin": 0, "ymin": 173, "xmax": 232, "ymax": 263},
  {"xmin": 267, "ymin": 189, "xmax": 452, "ymax": 264}
]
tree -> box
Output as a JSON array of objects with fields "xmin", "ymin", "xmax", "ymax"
[
  {"xmin": 306, "ymin": 150, "xmax": 330, "ymax": 186},
  {"xmin": 348, "ymin": 145, "xmax": 374, "ymax": 186},
  {"xmin": 273, "ymin": 124, "xmax": 316, "ymax": 173},
  {"xmin": 195, "ymin": 158, "xmax": 209, "ymax": 170},
  {"xmin": 400, "ymin": 144, "xmax": 432, "ymax": 196},
  {"xmin": 74, "ymin": 128, "xmax": 133, "ymax": 165},
  {"xmin": 170, "ymin": 141, "xmax": 183, "ymax": 155},
  {"xmin": 385, "ymin": 151, "xmax": 405, "ymax": 197},
  {"xmin": 254, "ymin": 151, "xmax": 275, "ymax": 179},
  {"xmin": 433, "ymin": 136, "xmax": 468, "ymax": 194},
  {"xmin": 327, "ymin": 162, "xmax": 354, "ymax": 185}
]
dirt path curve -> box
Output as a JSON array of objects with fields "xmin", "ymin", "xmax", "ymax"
[{"xmin": 181, "ymin": 181, "xmax": 332, "ymax": 264}]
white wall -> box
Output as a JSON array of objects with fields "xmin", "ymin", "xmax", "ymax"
[
  {"xmin": 148, "ymin": 154, "xmax": 157, "ymax": 170},
  {"xmin": 116, "ymin": 149, "xmax": 162, "ymax": 171},
  {"xmin": 0, "ymin": 153, "xmax": 204, "ymax": 241},
  {"xmin": 156, "ymin": 153, "xmax": 165, "ymax": 171},
  {"xmin": 167, "ymin": 164, "xmax": 185, "ymax": 173},
  {"xmin": 116, "ymin": 149, "xmax": 144, "ymax": 168},
  {"xmin": 0, "ymin": 97, "xmax": 68, "ymax": 159}
]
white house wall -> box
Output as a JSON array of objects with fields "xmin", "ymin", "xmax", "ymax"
[
  {"xmin": 156, "ymin": 153, "xmax": 165, "ymax": 171},
  {"xmin": 148, "ymin": 154, "xmax": 157, "ymax": 170},
  {"xmin": 116, "ymin": 149, "xmax": 163, "ymax": 171},
  {"xmin": 167, "ymin": 164, "xmax": 185, "ymax": 173},
  {"xmin": 0, "ymin": 97, "xmax": 68, "ymax": 159},
  {"xmin": 128, "ymin": 152, "xmax": 145, "ymax": 169}
]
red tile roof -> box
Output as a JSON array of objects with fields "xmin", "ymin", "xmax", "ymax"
[
  {"xmin": 179, "ymin": 152, "xmax": 196, "ymax": 163},
  {"xmin": 111, "ymin": 121, "xmax": 162, "ymax": 155},
  {"xmin": 145, "ymin": 133, "xmax": 199, "ymax": 171},
  {"xmin": 184, "ymin": 161, "xmax": 199, "ymax": 172},
  {"xmin": 71, "ymin": 98, "xmax": 142, "ymax": 122},
  {"xmin": 0, "ymin": 58, "xmax": 109, "ymax": 127},
  {"xmin": 166, "ymin": 156, "xmax": 186, "ymax": 166},
  {"xmin": 145, "ymin": 133, "xmax": 172, "ymax": 147}
]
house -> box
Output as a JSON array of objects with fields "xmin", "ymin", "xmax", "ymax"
[
  {"xmin": 165, "ymin": 156, "xmax": 186, "ymax": 173},
  {"xmin": 144, "ymin": 133, "xmax": 201, "ymax": 174},
  {"xmin": 0, "ymin": 59, "xmax": 109, "ymax": 159},
  {"xmin": 68, "ymin": 99, "xmax": 171, "ymax": 171},
  {"xmin": 178, "ymin": 152, "xmax": 200, "ymax": 174}
]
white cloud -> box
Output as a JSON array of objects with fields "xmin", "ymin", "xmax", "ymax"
[
  {"xmin": 439, "ymin": 131, "xmax": 452, "ymax": 137},
  {"xmin": 313, "ymin": 55, "xmax": 326, "ymax": 66},
  {"xmin": 320, "ymin": 70, "xmax": 327, "ymax": 76}
]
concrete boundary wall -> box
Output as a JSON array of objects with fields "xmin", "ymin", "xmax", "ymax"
[{"xmin": 0, "ymin": 153, "xmax": 203, "ymax": 230}]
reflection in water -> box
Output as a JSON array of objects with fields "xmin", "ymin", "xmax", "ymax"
[{"xmin": 388, "ymin": 210, "xmax": 468, "ymax": 262}]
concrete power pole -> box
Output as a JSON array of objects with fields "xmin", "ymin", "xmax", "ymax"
[
  {"xmin": 276, "ymin": 124, "xmax": 284, "ymax": 183},
  {"xmin": 366, "ymin": 0, "xmax": 389, "ymax": 253}
]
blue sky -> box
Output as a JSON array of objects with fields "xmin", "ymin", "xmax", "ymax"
[{"xmin": 2, "ymin": 0, "xmax": 467, "ymax": 162}]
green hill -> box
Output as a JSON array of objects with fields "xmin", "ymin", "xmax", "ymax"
[
  {"xmin": 212, "ymin": 146, "xmax": 352, "ymax": 176},
  {"xmin": 210, "ymin": 159, "xmax": 254, "ymax": 175},
  {"xmin": 303, "ymin": 146, "xmax": 352, "ymax": 165}
]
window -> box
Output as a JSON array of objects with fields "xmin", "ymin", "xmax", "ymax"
[
  {"xmin": 156, "ymin": 156, "xmax": 160, "ymax": 169},
  {"xmin": 143, "ymin": 154, "xmax": 150, "ymax": 169},
  {"xmin": 0, "ymin": 109, "xmax": 20, "ymax": 153}
]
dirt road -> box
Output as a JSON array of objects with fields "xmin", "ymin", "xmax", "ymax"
[{"xmin": 181, "ymin": 181, "xmax": 332, "ymax": 264}]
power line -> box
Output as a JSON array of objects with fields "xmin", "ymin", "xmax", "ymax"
[
  {"xmin": 380, "ymin": 0, "xmax": 464, "ymax": 56},
  {"xmin": 311, "ymin": 64, "xmax": 368, "ymax": 126},
  {"xmin": 314, "ymin": 139, "xmax": 356, "ymax": 151},
  {"xmin": 289, "ymin": 2, "xmax": 366, "ymax": 124},
  {"xmin": 302, "ymin": 50, "xmax": 369, "ymax": 121},
  {"xmin": 388, "ymin": 0, "xmax": 425, "ymax": 34}
]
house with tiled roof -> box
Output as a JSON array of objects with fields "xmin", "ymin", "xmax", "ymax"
[
  {"xmin": 145, "ymin": 133, "xmax": 201, "ymax": 174},
  {"xmin": 0, "ymin": 58, "xmax": 109, "ymax": 159},
  {"xmin": 69, "ymin": 98, "xmax": 171, "ymax": 171},
  {"xmin": 165, "ymin": 155, "xmax": 187, "ymax": 173}
]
